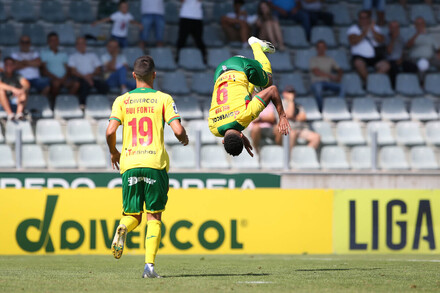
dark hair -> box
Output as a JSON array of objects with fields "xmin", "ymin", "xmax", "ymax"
[
  {"xmin": 133, "ymin": 55, "xmax": 155, "ymax": 82},
  {"xmin": 47, "ymin": 32, "xmax": 58, "ymax": 40},
  {"xmin": 224, "ymin": 132, "xmax": 243, "ymax": 156},
  {"xmin": 119, "ymin": 0, "xmax": 127, "ymax": 6},
  {"xmin": 234, "ymin": 0, "xmax": 245, "ymax": 6},
  {"xmin": 4, "ymin": 57, "xmax": 14, "ymax": 63},
  {"xmin": 316, "ymin": 39, "xmax": 326, "ymax": 46},
  {"xmin": 358, "ymin": 10, "xmax": 371, "ymax": 18}
]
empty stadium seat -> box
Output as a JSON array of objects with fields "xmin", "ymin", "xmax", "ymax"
[
  {"xmin": 5, "ymin": 121, "xmax": 35, "ymax": 144},
  {"xmin": 425, "ymin": 121, "xmax": 440, "ymax": 145},
  {"xmin": 36, "ymin": 119, "xmax": 65, "ymax": 144},
  {"xmin": 338, "ymin": 27, "xmax": 350, "ymax": 47},
  {"xmin": 290, "ymin": 146, "xmax": 320, "ymax": 169},
  {"xmin": 0, "ymin": 23, "xmax": 18, "ymax": 46},
  {"xmin": 410, "ymin": 98, "xmax": 438, "ymax": 121},
  {"xmin": 170, "ymin": 145, "xmax": 196, "ymax": 169},
  {"xmin": 53, "ymin": 23, "xmax": 76, "ymax": 46},
  {"xmin": 322, "ymin": 98, "xmax": 351, "ymax": 121},
  {"xmin": 336, "ymin": 121, "xmax": 366, "ymax": 145},
  {"xmin": 128, "ymin": 0, "xmax": 141, "ymax": 21},
  {"xmin": 186, "ymin": 120, "xmax": 218, "ymax": 144},
  {"xmin": 268, "ymin": 52, "xmax": 294, "ymax": 72},
  {"xmin": 342, "ymin": 73, "xmax": 365, "ymax": 96},
  {"xmin": 0, "ymin": 2, "xmax": 7, "ymax": 22},
  {"xmin": 396, "ymin": 73, "xmax": 424, "ymax": 96},
  {"xmin": 22, "ymin": 24, "xmax": 46, "ymax": 46},
  {"xmin": 351, "ymin": 97, "xmax": 380, "ymax": 121},
  {"xmin": 201, "ymin": 145, "xmax": 230, "ymax": 169},
  {"xmin": 283, "ymin": 26, "xmax": 309, "ymax": 48},
  {"xmin": 410, "ymin": 146, "xmax": 439, "ymax": 170},
  {"xmin": 295, "ymin": 97, "xmax": 322, "ymax": 120},
  {"xmin": 278, "ymin": 73, "xmax": 308, "ymax": 96},
  {"xmin": 27, "ymin": 95, "xmax": 53, "ymax": 119},
  {"xmin": 231, "ymin": 153, "xmax": 260, "ymax": 169},
  {"xmin": 123, "ymin": 47, "xmax": 144, "ymax": 69},
  {"xmin": 54, "ymin": 95, "xmax": 83, "ymax": 119},
  {"xmin": 165, "ymin": 1, "xmax": 180, "ymax": 24},
  {"xmin": 236, "ymin": 48, "xmax": 253, "ymax": 59},
  {"xmin": 327, "ymin": 4, "xmax": 352, "ymax": 26},
  {"xmin": 22, "ymin": 144, "xmax": 46, "ymax": 169},
  {"xmin": 208, "ymin": 48, "xmax": 232, "ymax": 70},
  {"xmin": 410, "ymin": 4, "xmax": 436, "ymax": 26},
  {"xmin": 48, "ymin": 144, "xmax": 77, "ymax": 169},
  {"xmin": 191, "ymin": 72, "xmax": 214, "ymax": 96},
  {"xmin": 97, "ymin": 119, "xmax": 123, "ymax": 145},
  {"xmin": 385, "ymin": 4, "xmax": 409, "ymax": 26},
  {"xmin": 0, "ymin": 145, "xmax": 14, "ymax": 168},
  {"xmin": 149, "ymin": 47, "xmax": 177, "ymax": 71},
  {"xmin": 350, "ymin": 146, "xmax": 372, "ymax": 170},
  {"xmin": 78, "ymin": 144, "xmax": 107, "ymax": 169},
  {"xmin": 164, "ymin": 124, "xmax": 179, "ymax": 145},
  {"xmin": 327, "ymin": 49, "xmax": 351, "ymax": 71},
  {"xmin": 366, "ymin": 121, "xmax": 396, "ymax": 145},
  {"xmin": 260, "ymin": 145, "xmax": 284, "ymax": 169},
  {"xmin": 67, "ymin": 119, "xmax": 96, "ymax": 144},
  {"xmin": 379, "ymin": 146, "xmax": 409, "ymax": 170},
  {"xmin": 311, "ymin": 121, "xmax": 336, "ymax": 144},
  {"xmin": 320, "ymin": 146, "xmax": 350, "ymax": 169},
  {"xmin": 178, "ymin": 48, "xmax": 207, "ymax": 71},
  {"xmin": 381, "ymin": 98, "xmax": 409, "ymax": 121},
  {"xmin": 294, "ymin": 48, "xmax": 316, "ymax": 71},
  {"xmin": 85, "ymin": 95, "xmax": 111, "ymax": 119},
  {"xmin": 203, "ymin": 25, "xmax": 225, "ymax": 48},
  {"xmin": 69, "ymin": 0, "xmax": 94, "ymax": 23},
  {"xmin": 0, "ymin": 124, "xmax": 4, "ymax": 143},
  {"xmin": 40, "ymin": 0, "xmax": 65, "ymax": 23},
  {"xmin": 424, "ymin": 74, "xmax": 440, "ymax": 96},
  {"xmin": 161, "ymin": 72, "xmax": 190, "ymax": 95},
  {"xmin": 367, "ymin": 74, "xmax": 394, "ymax": 96},
  {"xmin": 311, "ymin": 26, "xmax": 337, "ymax": 48},
  {"xmin": 164, "ymin": 25, "xmax": 179, "ymax": 46},
  {"xmin": 11, "ymin": 0, "xmax": 36, "ymax": 22},
  {"xmin": 395, "ymin": 121, "xmax": 425, "ymax": 146},
  {"xmin": 174, "ymin": 97, "xmax": 203, "ymax": 120}
]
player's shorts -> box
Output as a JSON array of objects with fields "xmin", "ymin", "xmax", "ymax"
[
  {"xmin": 121, "ymin": 167, "xmax": 169, "ymax": 215},
  {"xmin": 209, "ymin": 95, "xmax": 267, "ymax": 137}
]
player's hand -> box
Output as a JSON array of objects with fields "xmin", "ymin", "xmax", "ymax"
[
  {"xmin": 278, "ymin": 115, "xmax": 290, "ymax": 136},
  {"xmin": 110, "ymin": 151, "xmax": 121, "ymax": 170},
  {"xmin": 179, "ymin": 134, "xmax": 189, "ymax": 146},
  {"xmin": 241, "ymin": 133, "xmax": 254, "ymax": 157}
]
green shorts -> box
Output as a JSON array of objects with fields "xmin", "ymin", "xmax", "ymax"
[{"xmin": 121, "ymin": 168, "xmax": 169, "ymax": 215}]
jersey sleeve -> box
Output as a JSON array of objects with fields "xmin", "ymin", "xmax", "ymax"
[
  {"xmin": 244, "ymin": 59, "xmax": 270, "ymax": 87},
  {"xmin": 110, "ymin": 95, "xmax": 124, "ymax": 124},
  {"xmin": 163, "ymin": 95, "xmax": 181, "ymax": 124}
]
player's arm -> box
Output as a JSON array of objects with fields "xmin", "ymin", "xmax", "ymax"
[
  {"xmin": 169, "ymin": 119, "xmax": 188, "ymax": 146},
  {"xmin": 93, "ymin": 17, "xmax": 111, "ymax": 26},
  {"xmin": 106, "ymin": 119, "xmax": 121, "ymax": 170},
  {"xmin": 257, "ymin": 85, "xmax": 290, "ymax": 135}
]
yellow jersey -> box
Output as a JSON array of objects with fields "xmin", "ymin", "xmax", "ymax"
[{"xmin": 110, "ymin": 87, "xmax": 181, "ymax": 174}]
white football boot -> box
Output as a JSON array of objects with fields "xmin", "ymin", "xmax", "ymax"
[
  {"xmin": 111, "ymin": 224, "xmax": 127, "ymax": 259},
  {"xmin": 248, "ymin": 36, "xmax": 276, "ymax": 54}
]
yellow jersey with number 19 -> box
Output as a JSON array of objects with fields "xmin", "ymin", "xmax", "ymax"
[{"xmin": 109, "ymin": 87, "xmax": 181, "ymax": 174}]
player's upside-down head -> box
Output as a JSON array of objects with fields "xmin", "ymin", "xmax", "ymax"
[{"xmin": 223, "ymin": 129, "xmax": 244, "ymax": 156}]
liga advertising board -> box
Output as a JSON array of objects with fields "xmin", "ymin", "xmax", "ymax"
[{"xmin": 1, "ymin": 189, "xmax": 333, "ymax": 255}]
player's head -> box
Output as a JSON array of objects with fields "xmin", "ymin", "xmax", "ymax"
[
  {"xmin": 223, "ymin": 130, "xmax": 243, "ymax": 156},
  {"xmin": 133, "ymin": 55, "xmax": 156, "ymax": 84}
]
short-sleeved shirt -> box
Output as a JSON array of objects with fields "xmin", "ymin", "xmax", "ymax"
[
  {"xmin": 0, "ymin": 72, "xmax": 23, "ymax": 99},
  {"xmin": 11, "ymin": 51, "xmax": 41, "ymax": 80},
  {"xmin": 110, "ymin": 87, "xmax": 181, "ymax": 174},
  {"xmin": 310, "ymin": 55, "xmax": 340, "ymax": 83},
  {"xmin": 40, "ymin": 49, "xmax": 69, "ymax": 78},
  {"xmin": 110, "ymin": 11, "xmax": 134, "ymax": 38},
  {"xmin": 101, "ymin": 53, "xmax": 128, "ymax": 70},
  {"xmin": 409, "ymin": 34, "xmax": 437, "ymax": 60},
  {"xmin": 68, "ymin": 51, "xmax": 102, "ymax": 76},
  {"xmin": 385, "ymin": 35, "xmax": 405, "ymax": 61},
  {"xmin": 347, "ymin": 25, "xmax": 383, "ymax": 58}
]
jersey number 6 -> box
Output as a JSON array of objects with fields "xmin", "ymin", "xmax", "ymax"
[
  {"xmin": 128, "ymin": 117, "xmax": 153, "ymax": 147},
  {"xmin": 216, "ymin": 81, "xmax": 228, "ymax": 105}
]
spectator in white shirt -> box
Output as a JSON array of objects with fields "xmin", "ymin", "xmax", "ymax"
[
  {"xmin": 12, "ymin": 35, "xmax": 50, "ymax": 96},
  {"xmin": 94, "ymin": 0, "xmax": 143, "ymax": 48},
  {"xmin": 101, "ymin": 40, "xmax": 136, "ymax": 94},
  {"xmin": 68, "ymin": 37, "xmax": 108, "ymax": 104},
  {"xmin": 141, "ymin": 0, "xmax": 165, "ymax": 47},
  {"xmin": 221, "ymin": 0, "xmax": 256, "ymax": 49}
]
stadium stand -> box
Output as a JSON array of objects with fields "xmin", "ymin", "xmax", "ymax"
[
  {"xmin": 48, "ymin": 144, "xmax": 77, "ymax": 169},
  {"xmin": 78, "ymin": 144, "xmax": 107, "ymax": 169},
  {"xmin": 231, "ymin": 153, "xmax": 261, "ymax": 170},
  {"xmin": 0, "ymin": 145, "xmax": 14, "ymax": 168},
  {"xmin": 22, "ymin": 144, "xmax": 46, "ymax": 169},
  {"xmin": 379, "ymin": 146, "xmax": 410, "ymax": 170},
  {"xmin": 290, "ymin": 146, "xmax": 320, "ymax": 170},
  {"xmin": 170, "ymin": 145, "xmax": 197, "ymax": 169},
  {"xmin": 260, "ymin": 145, "xmax": 284, "ymax": 169},
  {"xmin": 5, "ymin": 120, "xmax": 35, "ymax": 144},
  {"xmin": 320, "ymin": 146, "xmax": 350, "ymax": 170},
  {"xmin": 350, "ymin": 146, "xmax": 372, "ymax": 170},
  {"xmin": 410, "ymin": 146, "xmax": 439, "ymax": 170}
]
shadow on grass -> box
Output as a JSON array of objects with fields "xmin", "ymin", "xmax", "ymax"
[
  {"xmin": 163, "ymin": 273, "xmax": 270, "ymax": 278},
  {"xmin": 296, "ymin": 268, "xmax": 381, "ymax": 272}
]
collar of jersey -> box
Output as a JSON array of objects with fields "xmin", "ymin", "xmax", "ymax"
[{"xmin": 129, "ymin": 87, "xmax": 157, "ymax": 94}]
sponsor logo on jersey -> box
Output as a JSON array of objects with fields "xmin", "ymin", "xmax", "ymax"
[
  {"xmin": 172, "ymin": 103, "xmax": 178, "ymax": 114},
  {"xmin": 212, "ymin": 111, "xmax": 240, "ymax": 123}
]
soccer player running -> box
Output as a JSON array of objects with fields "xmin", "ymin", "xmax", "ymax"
[
  {"xmin": 209, "ymin": 36, "xmax": 290, "ymax": 156},
  {"xmin": 106, "ymin": 56, "xmax": 188, "ymax": 278}
]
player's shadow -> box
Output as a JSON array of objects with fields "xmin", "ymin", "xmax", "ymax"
[
  {"xmin": 296, "ymin": 268, "xmax": 381, "ymax": 272},
  {"xmin": 163, "ymin": 273, "xmax": 270, "ymax": 278}
]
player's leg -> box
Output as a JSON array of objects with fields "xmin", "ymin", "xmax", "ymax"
[
  {"xmin": 143, "ymin": 212, "xmax": 162, "ymax": 278},
  {"xmin": 248, "ymin": 37, "xmax": 273, "ymax": 75}
]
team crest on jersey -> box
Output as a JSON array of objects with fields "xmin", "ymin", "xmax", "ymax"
[{"xmin": 172, "ymin": 103, "xmax": 178, "ymax": 114}]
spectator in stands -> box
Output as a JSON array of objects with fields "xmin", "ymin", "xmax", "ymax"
[
  {"xmin": 274, "ymin": 86, "xmax": 320, "ymax": 150},
  {"xmin": 363, "ymin": 0, "xmax": 385, "ymax": 26},
  {"xmin": 41, "ymin": 32, "xmax": 80, "ymax": 107},
  {"xmin": 348, "ymin": 10, "xmax": 390, "ymax": 85},
  {"xmin": 93, "ymin": 0, "xmax": 143, "ymax": 48},
  {"xmin": 68, "ymin": 37, "xmax": 108, "ymax": 105},
  {"xmin": 0, "ymin": 50, "xmax": 3, "ymax": 72},
  {"xmin": 300, "ymin": 0, "xmax": 333, "ymax": 27},
  {"xmin": 256, "ymin": 1, "xmax": 285, "ymax": 51},
  {"xmin": 309, "ymin": 40, "xmax": 344, "ymax": 111},
  {"xmin": 0, "ymin": 57, "xmax": 29, "ymax": 121},
  {"xmin": 12, "ymin": 35, "xmax": 50, "ymax": 97},
  {"xmin": 248, "ymin": 103, "xmax": 276, "ymax": 154},
  {"xmin": 141, "ymin": 0, "xmax": 165, "ymax": 47},
  {"xmin": 101, "ymin": 40, "xmax": 136, "ymax": 94},
  {"xmin": 221, "ymin": 0, "xmax": 257, "ymax": 49},
  {"xmin": 176, "ymin": 0, "xmax": 207, "ymax": 64},
  {"xmin": 433, "ymin": 49, "xmax": 440, "ymax": 70},
  {"xmin": 267, "ymin": 0, "xmax": 311, "ymax": 40},
  {"xmin": 406, "ymin": 17, "xmax": 438, "ymax": 77},
  {"xmin": 386, "ymin": 21, "xmax": 417, "ymax": 88}
]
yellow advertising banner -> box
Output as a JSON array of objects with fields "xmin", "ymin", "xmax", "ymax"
[
  {"xmin": 1, "ymin": 189, "xmax": 333, "ymax": 255},
  {"xmin": 334, "ymin": 190, "xmax": 440, "ymax": 254}
]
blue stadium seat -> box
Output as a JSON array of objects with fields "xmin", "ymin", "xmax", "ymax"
[
  {"xmin": 379, "ymin": 146, "xmax": 409, "ymax": 170},
  {"xmin": 0, "ymin": 145, "xmax": 14, "ymax": 168},
  {"xmin": 0, "ymin": 2, "xmax": 7, "ymax": 22},
  {"xmin": 69, "ymin": 0, "xmax": 94, "ymax": 23},
  {"xmin": 410, "ymin": 146, "xmax": 439, "ymax": 170},
  {"xmin": 268, "ymin": 52, "xmax": 294, "ymax": 72},
  {"xmin": 350, "ymin": 146, "xmax": 372, "ymax": 170},
  {"xmin": 260, "ymin": 145, "xmax": 284, "ymax": 169},
  {"xmin": 67, "ymin": 119, "xmax": 96, "ymax": 145},
  {"xmin": 27, "ymin": 95, "xmax": 53, "ymax": 119},
  {"xmin": 164, "ymin": 25, "xmax": 179, "ymax": 45},
  {"xmin": 23, "ymin": 144, "xmax": 46, "ymax": 169},
  {"xmin": 170, "ymin": 145, "xmax": 196, "ymax": 169},
  {"xmin": 395, "ymin": 121, "xmax": 425, "ymax": 146},
  {"xmin": 53, "ymin": 24, "xmax": 76, "ymax": 46},
  {"xmin": 123, "ymin": 47, "xmax": 144, "ymax": 69},
  {"xmin": 380, "ymin": 97, "xmax": 409, "ymax": 121},
  {"xmin": 342, "ymin": 73, "xmax": 365, "ymax": 96},
  {"xmin": 78, "ymin": 144, "xmax": 107, "ymax": 169},
  {"xmin": 161, "ymin": 72, "xmax": 190, "ymax": 95},
  {"xmin": 212, "ymin": 2, "xmax": 233, "ymax": 23},
  {"xmin": 367, "ymin": 74, "xmax": 394, "ymax": 96},
  {"xmin": 127, "ymin": 26, "xmax": 141, "ymax": 46},
  {"xmin": 311, "ymin": 121, "xmax": 336, "ymax": 144},
  {"xmin": 425, "ymin": 121, "xmax": 440, "ymax": 146},
  {"xmin": 338, "ymin": 27, "xmax": 350, "ymax": 47},
  {"xmin": 327, "ymin": 4, "xmax": 352, "ymax": 26},
  {"xmin": 396, "ymin": 73, "xmax": 424, "ymax": 96},
  {"xmin": 311, "ymin": 26, "xmax": 337, "ymax": 48},
  {"xmin": 203, "ymin": 25, "xmax": 225, "ymax": 48},
  {"xmin": 128, "ymin": 0, "xmax": 141, "ymax": 22},
  {"xmin": 322, "ymin": 98, "xmax": 351, "ymax": 121},
  {"xmin": 283, "ymin": 26, "xmax": 309, "ymax": 48},
  {"xmin": 295, "ymin": 97, "xmax": 322, "ymax": 120},
  {"xmin": 22, "ymin": 24, "xmax": 46, "ymax": 47},
  {"xmin": 327, "ymin": 48, "xmax": 351, "ymax": 71},
  {"xmin": 40, "ymin": 0, "xmax": 65, "ymax": 23},
  {"xmin": 321, "ymin": 146, "xmax": 350, "ymax": 170},
  {"xmin": 424, "ymin": 74, "xmax": 440, "ymax": 96},
  {"xmin": 54, "ymin": 95, "xmax": 83, "ymax": 119},
  {"xmin": 410, "ymin": 4, "xmax": 436, "ymax": 26},
  {"xmin": 11, "ymin": 0, "xmax": 36, "ymax": 22},
  {"xmin": 191, "ymin": 72, "xmax": 214, "ymax": 96},
  {"xmin": 290, "ymin": 146, "xmax": 320, "ymax": 170},
  {"xmin": 207, "ymin": 48, "xmax": 232, "ymax": 69},
  {"xmin": 5, "ymin": 120, "xmax": 35, "ymax": 144},
  {"xmin": 48, "ymin": 144, "xmax": 77, "ymax": 169},
  {"xmin": 366, "ymin": 121, "xmax": 396, "ymax": 146},
  {"xmin": 278, "ymin": 73, "xmax": 308, "ymax": 96},
  {"xmin": 0, "ymin": 23, "xmax": 18, "ymax": 46},
  {"xmin": 178, "ymin": 48, "xmax": 207, "ymax": 71},
  {"xmin": 174, "ymin": 97, "xmax": 203, "ymax": 120},
  {"xmin": 36, "ymin": 119, "xmax": 66, "ymax": 145},
  {"xmin": 85, "ymin": 95, "xmax": 111, "ymax": 119},
  {"xmin": 165, "ymin": 1, "xmax": 180, "ymax": 25},
  {"xmin": 294, "ymin": 48, "xmax": 316, "ymax": 71},
  {"xmin": 149, "ymin": 47, "xmax": 177, "ymax": 71},
  {"xmin": 385, "ymin": 4, "xmax": 409, "ymax": 26},
  {"xmin": 336, "ymin": 121, "xmax": 366, "ymax": 145},
  {"xmin": 410, "ymin": 98, "xmax": 438, "ymax": 121},
  {"xmin": 400, "ymin": 26, "xmax": 416, "ymax": 42},
  {"xmin": 351, "ymin": 97, "xmax": 380, "ymax": 121}
]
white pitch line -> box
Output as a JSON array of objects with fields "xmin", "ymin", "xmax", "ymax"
[
  {"xmin": 300, "ymin": 257, "xmax": 440, "ymax": 263},
  {"xmin": 237, "ymin": 281, "xmax": 274, "ymax": 284}
]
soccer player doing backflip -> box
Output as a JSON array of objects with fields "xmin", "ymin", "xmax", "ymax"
[{"xmin": 209, "ymin": 36, "xmax": 290, "ymax": 156}]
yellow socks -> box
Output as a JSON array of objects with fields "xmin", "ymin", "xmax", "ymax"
[
  {"xmin": 250, "ymin": 43, "xmax": 272, "ymax": 74},
  {"xmin": 145, "ymin": 220, "xmax": 161, "ymax": 264},
  {"xmin": 119, "ymin": 216, "xmax": 139, "ymax": 233}
]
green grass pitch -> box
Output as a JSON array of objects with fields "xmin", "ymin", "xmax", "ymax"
[{"xmin": 1, "ymin": 255, "xmax": 439, "ymax": 292}]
